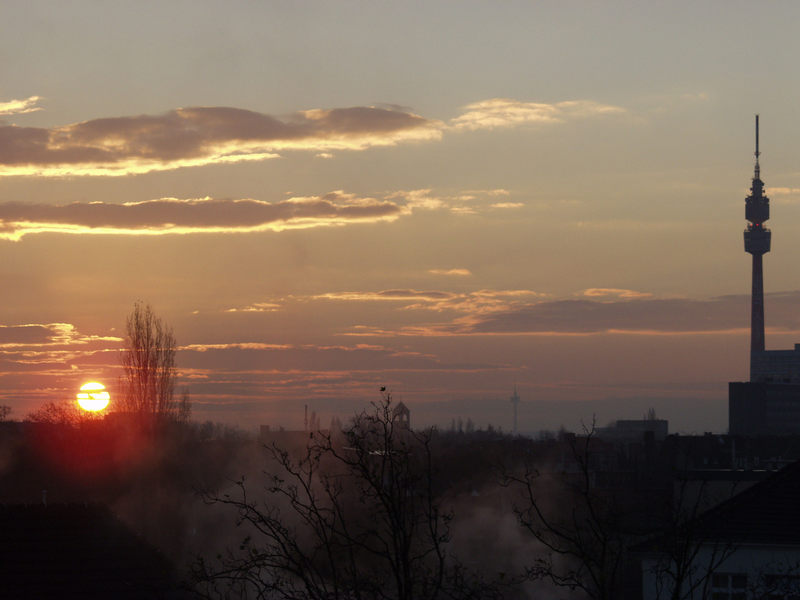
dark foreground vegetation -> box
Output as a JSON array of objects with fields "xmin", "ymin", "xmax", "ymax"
[{"xmin": 3, "ymin": 396, "xmax": 800, "ymax": 599}]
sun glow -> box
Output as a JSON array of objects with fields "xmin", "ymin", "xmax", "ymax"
[{"xmin": 77, "ymin": 382, "xmax": 110, "ymax": 412}]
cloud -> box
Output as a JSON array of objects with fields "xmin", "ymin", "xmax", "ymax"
[
  {"xmin": 768, "ymin": 187, "xmax": 800, "ymax": 204},
  {"xmin": 461, "ymin": 292, "xmax": 800, "ymax": 335},
  {"xmin": 0, "ymin": 322, "xmax": 120, "ymax": 348},
  {"xmin": 316, "ymin": 290, "xmax": 455, "ymax": 302},
  {"xmin": 0, "ymin": 97, "xmax": 625, "ymax": 176},
  {"xmin": 0, "ymin": 96, "xmax": 42, "ymax": 116},
  {"xmin": 180, "ymin": 342, "xmax": 292, "ymax": 352},
  {"xmin": 0, "ymin": 105, "xmax": 441, "ymax": 176},
  {"xmin": 490, "ymin": 202, "xmax": 524, "ymax": 209},
  {"xmin": 316, "ymin": 288, "xmax": 544, "ymax": 315},
  {"xmin": 224, "ymin": 303, "xmax": 282, "ymax": 313},
  {"xmin": 387, "ymin": 188, "xmax": 518, "ymax": 214},
  {"xmin": 330, "ymin": 290, "xmax": 800, "ymax": 338},
  {"xmin": 582, "ymin": 288, "xmax": 653, "ymax": 300},
  {"xmin": 0, "ymin": 324, "xmax": 57, "ymax": 346},
  {"xmin": 0, "ymin": 96, "xmax": 630, "ymax": 179},
  {"xmin": 450, "ymin": 98, "xmax": 624, "ymax": 131},
  {"xmin": 0, "ymin": 191, "xmax": 403, "ymax": 241},
  {"xmin": 0, "ymin": 322, "xmax": 121, "ymax": 374},
  {"xmin": 0, "ymin": 187, "xmax": 528, "ymax": 240},
  {"xmin": 428, "ymin": 268, "xmax": 472, "ymax": 277}
]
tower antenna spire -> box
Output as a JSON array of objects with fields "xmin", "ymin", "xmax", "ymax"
[{"xmin": 755, "ymin": 114, "xmax": 761, "ymax": 179}]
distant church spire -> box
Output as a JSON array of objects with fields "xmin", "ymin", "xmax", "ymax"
[{"xmin": 744, "ymin": 115, "xmax": 771, "ymax": 377}]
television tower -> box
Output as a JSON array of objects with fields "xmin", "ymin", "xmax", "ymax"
[
  {"xmin": 510, "ymin": 385, "xmax": 520, "ymax": 434},
  {"xmin": 744, "ymin": 115, "xmax": 771, "ymax": 378}
]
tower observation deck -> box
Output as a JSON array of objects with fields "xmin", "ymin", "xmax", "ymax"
[{"xmin": 745, "ymin": 115, "xmax": 770, "ymax": 372}]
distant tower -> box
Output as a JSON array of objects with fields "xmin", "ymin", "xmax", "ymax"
[
  {"xmin": 510, "ymin": 385, "xmax": 520, "ymax": 434},
  {"xmin": 744, "ymin": 115, "xmax": 771, "ymax": 379}
]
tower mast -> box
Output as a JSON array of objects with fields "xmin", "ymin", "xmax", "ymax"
[
  {"xmin": 510, "ymin": 385, "xmax": 520, "ymax": 435},
  {"xmin": 744, "ymin": 115, "xmax": 771, "ymax": 378}
]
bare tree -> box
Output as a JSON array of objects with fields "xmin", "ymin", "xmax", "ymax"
[
  {"xmin": 119, "ymin": 302, "xmax": 185, "ymax": 429},
  {"xmin": 505, "ymin": 425, "xmax": 744, "ymax": 600},
  {"xmin": 196, "ymin": 392, "xmax": 500, "ymax": 600},
  {"xmin": 26, "ymin": 400, "xmax": 88, "ymax": 425},
  {"xmin": 643, "ymin": 475, "xmax": 737, "ymax": 600},
  {"xmin": 504, "ymin": 424, "xmax": 629, "ymax": 600}
]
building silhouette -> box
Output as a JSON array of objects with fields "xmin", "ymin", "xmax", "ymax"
[
  {"xmin": 729, "ymin": 117, "xmax": 800, "ymax": 434},
  {"xmin": 393, "ymin": 401, "xmax": 411, "ymax": 429}
]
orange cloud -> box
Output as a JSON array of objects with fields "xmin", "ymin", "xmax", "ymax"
[
  {"xmin": 329, "ymin": 291, "xmax": 800, "ymax": 338},
  {"xmin": 387, "ymin": 188, "xmax": 520, "ymax": 214},
  {"xmin": 490, "ymin": 202, "xmax": 524, "ymax": 209},
  {"xmin": 450, "ymin": 98, "xmax": 624, "ymax": 131},
  {"xmin": 315, "ymin": 290, "xmax": 455, "ymax": 302},
  {"xmin": 0, "ymin": 105, "xmax": 441, "ymax": 176},
  {"xmin": 0, "ymin": 97, "xmax": 627, "ymax": 176},
  {"xmin": 0, "ymin": 322, "xmax": 121, "ymax": 375},
  {"xmin": 0, "ymin": 323, "xmax": 120, "ymax": 348},
  {"xmin": 428, "ymin": 268, "xmax": 472, "ymax": 277},
  {"xmin": 582, "ymin": 288, "xmax": 653, "ymax": 299},
  {"xmin": 224, "ymin": 303, "xmax": 282, "ymax": 313},
  {"xmin": 0, "ymin": 96, "xmax": 42, "ymax": 116},
  {"xmin": 315, "ymin": 288, "xmax": 544, "ymax": 315},
  {"xmin": 0, "ymin": 187, "xmax": 526, "ymax": 241},
  {"xmin": 0, "ymin": 192, "xmax": 402, "ymax": 241},
  {"xmin": 458, "ymin": 294, "xmax": 773, "ymax": 335}
]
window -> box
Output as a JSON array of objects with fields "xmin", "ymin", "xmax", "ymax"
[{"xmin": 711, "ymin": 572, "xmax": 747, "ymax": 600}]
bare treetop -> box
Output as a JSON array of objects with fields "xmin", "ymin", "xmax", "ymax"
[{"xmin": 120, "ymin": 302, "xmax": 186, "ymax": 429}]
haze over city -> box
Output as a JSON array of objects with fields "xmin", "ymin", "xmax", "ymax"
[{"xmin": 4, "ymin": 1, "xmax": 800, "ymax": 433}]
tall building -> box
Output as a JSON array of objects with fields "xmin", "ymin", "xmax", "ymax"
[{"xmin": 730, "ymin": 117, "xmax": 800, "ymax": 434}]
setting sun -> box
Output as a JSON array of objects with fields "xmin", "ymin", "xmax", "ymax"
[{"xmin": 77, "ymin": 382, "xmax": 110, "ymax": 412}]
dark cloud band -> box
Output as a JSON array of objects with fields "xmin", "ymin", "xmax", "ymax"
[
  {"xmin": 0, "ymin": 192, "xmax": 403, "ymax": 240},
  {"xmin": 0, "ymin": 105, "xmax": 440, "ymax": 176}
]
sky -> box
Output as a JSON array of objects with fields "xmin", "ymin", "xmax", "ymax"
[{"xmin": 3, "ymin": 1, "xmax": 800, "ymax": 433}]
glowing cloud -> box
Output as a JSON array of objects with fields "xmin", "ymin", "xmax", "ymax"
[
  {"xmin": 0, "ymin": 105, "xmax": 441, "ymax": 176},
  {"xmin": 224, "ymin": 303, "xmax": 282, "ymax": 313},
  {"xmin": 428, "ymin": 269, "xmax": 472, "ymax": 277},
  {"xmin": 388, "ymin": 188, "xmax": 516, "ymax": 214},
  {"xmin": 0, "ymin": 187, "xmax": 525, "ymax": 240},
  {"xmin": 450, "ymin": 98, "xmax": 625, "ymax": 131},
  {"xmin": 582, "ymin": 288, "xmax": 653, "ymax": 299},
  {"xmin": 325, "ymin": 291, "xmax": 800, "ymax": 338},
  {"xmin": 0, "ymin": 192, "xmax": 403, "ymax": 241},
  {"xmin": 315, "ymin": 288, "xmax": 544, "ymax": 315},
  {"xmin": 0, "ymin": 97, "xmax": 625, "ymax": 176},
  {"xmin": 490, "ymin": 202, "xmax": 524, "ymax": 209},
  {"xmin": 0, "ymin": 96, "xmax": 42, "ymax": 116},
  {"xmin": 0, "ymin": 322, "xmax": 121, "ymax": 348}
]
